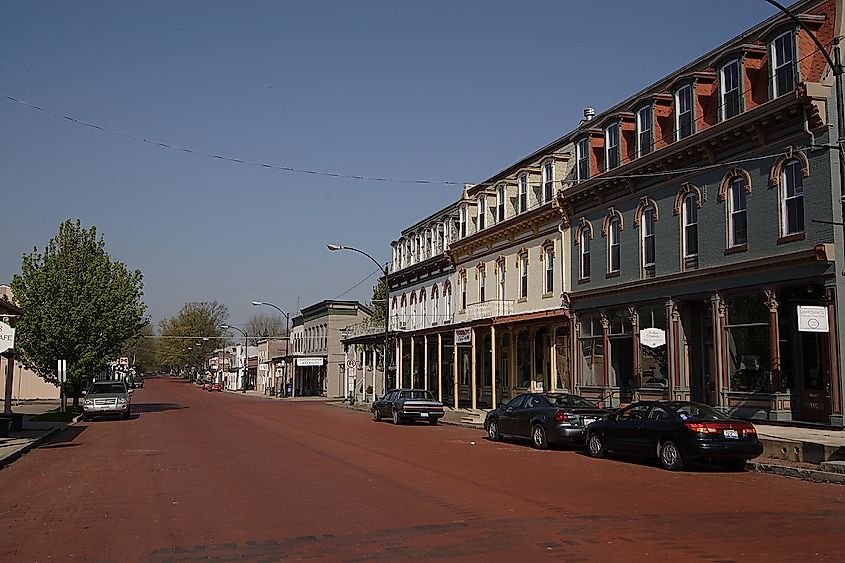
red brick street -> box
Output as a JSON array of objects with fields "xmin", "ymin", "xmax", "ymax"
[{"xmin": 0, "ymin": 377, "xmax": 843, "ymax": 562}]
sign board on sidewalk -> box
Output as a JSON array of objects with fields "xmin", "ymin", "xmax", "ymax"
[
  {"xmin": 0, "ymin": 321, "xmax": 15, "ymax": 354},
  {"xmin": 798, "ymin": 305, "xmax": 829, "ymax": 333},
  {"xmin": 296, "ymin": 357, "xmax": 325, "ymax": 367},
  {"xmin": 639, "ymin": 328, "xmax": 666, "ymax": 348},
  {"xmin": 454, "ymin": 327, "xmax": 471, "ymax": 344}
]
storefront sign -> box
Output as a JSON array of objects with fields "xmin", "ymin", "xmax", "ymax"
[
  {"xmin": 0, "ymin": 322, "xmax": 14, "ymax": 354},
  {"xmin": 639, "ymin": 328, "xmax": 666, "ymax": 348},
  {"xmin": 454, "ymin": 327, "xmax": 472, "ymax": 344},
  {"xmin": 296, "ymin": 357, "xmax": 325, "ymax": 367},
  {"xmin": 797, "ymin": 306, "xmax": 829, "ymax": 333}
]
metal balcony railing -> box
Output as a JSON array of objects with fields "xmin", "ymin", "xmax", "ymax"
[{"xmin": 464, "ymin": 300, "xmax": 515, "ymax": 321}]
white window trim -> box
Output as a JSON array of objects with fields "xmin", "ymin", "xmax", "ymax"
[
  {"xmin": 542, "ymin": 161, "xmax": 554, "ymax": 204},
  {"xmin": 608, "ymin": 218, "xmax": 620, "ymax": 273},
  {"xmin": 781, "ymin": 160, "xmax": 805, "ymax": 236},
  {"xmin": 605, "ymin": 123, "xmax": 620, "ymax": 171},
  {"xmin": 496, "ymin": 185, "xmax": 506, "ymax": 223},
  {"xmin": 544, "ymin": 247, "xmax": 554, "ymax": 293},
  {"xmin": 772, "ymin": 31, "xmax": 796, "ymax": 98},
  {"xmin": 720, "ymin": 60, "xmax": 741, "ymax": 120},
  {"xmin": 518, "ymin": 174, "xmax": 528, "ymax": 213},
  {"xmin": 728, "ymin": 178, "xmax": 747, "ymax": 247},
  {"xmin": 580, "ymin": 228, "xmax": 591, "ymax": 280},
  {"xmin": 478, "ymin": 196, "xmax": 487, "ymax": 231},
  {"xmin": 576, "ymin": 138, "xmax": 590, "ymax": 182},
  {"xmin": 682, "ymin": 194, "xmax": 699, "ymax": 258},
  {"xmin": 636, "ymin": 106, "xmax": 652, "ymax": 158},
  {"xmin": 641, "ymin": 207, "xmax": 656, "ymax": 270}
]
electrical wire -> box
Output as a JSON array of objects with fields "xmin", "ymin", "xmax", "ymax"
[{"xmin": 334, "ymin": 267, "xmax": 381, "ymax": 300}]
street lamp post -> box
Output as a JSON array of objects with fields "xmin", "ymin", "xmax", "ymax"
[
  {"xmin": 251, "ymin": 301, "xmax": 291, "ymax": 397},
  {"xmin": 327, "ymin": 243, "xmax": 390, "ymax": 403},
  {"xmin": 221, "ymin": 324, "xmax": 248, "ymax": 393}
]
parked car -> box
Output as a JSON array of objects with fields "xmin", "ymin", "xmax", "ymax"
[
  {"xmin": 372, "ymin": 389, "xmax": 444, "ymax": 425},
  {"xmin": 210, "ymin": 383, "xmax": 222, "ymax": 392},
  {"xmin": 82, "ymin": 380, "xmax": 132, "ymax": 421},
  {"xmin": 484, "ymin": 393, "xmax": 609, "ymax": 449},
  {"xmin": 584, "ymin": 401, "xmax": 764, "ymax": 471},
  {"xmin": 201, "ymin": 383, "xmax": 212, "ymax": 391}
]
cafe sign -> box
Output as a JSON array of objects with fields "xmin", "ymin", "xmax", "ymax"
[
  {"xmin": 797, "ymin": 306, "xmax": 829, "ymax": 333},
  {"xmin": 639, "ymin": 328, "xmax": 666, "ymax": 349},
  {"xmin": 454, "ymin": 327, "xmax": 472, "ymax": 344},
  {"xmin": 0, "ymin": 321, "xmax": 14, "ymax": 355}
]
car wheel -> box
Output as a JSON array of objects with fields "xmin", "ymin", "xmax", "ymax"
[
  {"xmin": 372, "ymin": 408, "xmax": 382, "ymax": 422},
  {"xmin": 81, "ymin": 413, "xmax": 89, "ymax": 422},
  {"xmin": 392, "ymin": 408, "xmax": 402, "ymax": 425},
  {"xmin": 487, "ymin": 419, "xmax": 501, "ymax": 441},
  {"xmin": 586, "ymin": 433, "xmax": 606, "ymax": 458},
  {"xmin": 531, "ymin": 424, "xmax": 548, "ymax": 449},
  {"xmin": 659, "ymin": 440, "xmax": 684, "ymax": 471},
  {"xmin": 123, "ymin": 407, "xmax": 131, "ymax": 420}
]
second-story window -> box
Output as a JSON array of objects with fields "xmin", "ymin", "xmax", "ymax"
[
  {"xmin": 608, "ymin": 217, "xmax": 621, "ymax": 274},
  {"xmin": 497, "ymin": 185, "xmax": 506, "ymax": 223},
  {"xmin": 518, "ymin": 174, "xmax": 528, "ymax": 213},
  {"xmin": 729, "ymin": 177, "xmax": 748, "ymax": 247},
  {"xmin": 721, "ymin": 60, "xmax": 741, "ymax": 120},
  {"xmin": 637, "ymin": 106, "xmax": 653, "ymax": 157},
  {"xmin": 782, "ymin": 159, "xmax": 805, "ymax": 235},
  {"xmin": 580, "ymin": 226, "xmax": 592, "ymax": 280},
  {"xmin": 479, "ymin": 267, "xmax": 486, "ymax": 303},
  {"xmin": 478, "ymin": 196, "xmax": 487, "ymax": 231},
  {"xmin": 497, "ymin": 262, "xmax": 506, "ymax": 300},
  {"xmin": 675, "ymin": 84, "xmax": 693, "ymax": 141},
  {"xmin": 642, "ymin": 206, "xmax": 656, "ymax": 274},
  {"xmin": 682, "ymin": 193, "xmax": 699, "ymax": 261},
  {"xmin": 577, "ymin": 138, "xmax": 590, "ymax": 182},
  {"xmin": 543, "ymin": 161, "xmax": 554, "ymax": 203},
  {"xmin": 459, "ymin": 205, "xmax": 468, "ymax": 238},
  {"xmin": 544, "ymin": 246, "xmax": 554, "ymax": 294},
  {"xmin": 445, "ymin": 285, "xmax": 452, "ymax": 320},
  {"xmin": 772, "ymin": 31, "xmax": 796, "ymax": 98},
  {"xmin": 519, "ymin": 253, "xmax": 528, "ymax": 299},
  {"xmin": 432, "ymin": 287, "xmax": 439, "ymax": 323},
  {"xmin": 461, "ymin": 272, "xmax": 467, "ymax": 311},
  {"xmin": 605, "ymin": 122, "xmax": 620, "ymax": 170}
]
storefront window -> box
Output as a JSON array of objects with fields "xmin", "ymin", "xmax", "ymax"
[
  {"xmin": 638, "ymin": 304, "xmax": 668, "ymax": 389},
  {"xmin": 554, "ymin": 326, "xmax": 570, "ymax": 391},
  {"xmin": 579, "ymin": 314, "xmax": 603, "ymax": 386},
  {"xmin": 517, "ymin": 331, "xmax": 531, "ymax": 388},
  {"xmin": 726, "ymin": 294, "xmax": 771, "ymax": 393}
]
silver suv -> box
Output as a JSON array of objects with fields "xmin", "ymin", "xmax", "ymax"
[{"xmin": 82, "ymin": 380, "xmax": 132, "ymax": 421}]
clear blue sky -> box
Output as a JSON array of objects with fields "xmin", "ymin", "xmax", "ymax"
[{"xmin": 0, "ymin": 0, "xmax": 778, "ymax": 329}]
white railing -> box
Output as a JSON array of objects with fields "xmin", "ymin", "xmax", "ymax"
[{"xmin": 464, "ymin": 300, "xmax": 515, "ymax": 321}]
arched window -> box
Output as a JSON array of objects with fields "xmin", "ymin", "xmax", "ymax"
[
  {"xmin": 543, "ymin": 243, "xmax": 555, "ymax": 294},
  {"xmin": 410, "ymin": 292, "xmax": 417, "ymax": 329},
  {"xmin": 682, "ymin": 193, "xmax": 699, "ymax": 262},
  {"xmin": 575, "ymin": 219, "xmax": 593, "ymax": 280},
  {"xmin": 432, "ymin": 285, "xmax": 439, "ymax": 324},
  {"xmin": 782, "ymin": 159, "xmax": 805, "ymax": 236},
  {"xmin": 477, "ymin": 263, "xmax": 486, "ymax": 303},
  {"xmin": 719, "ymin": 169, "xmax": 751, "ymax": 249},
  {"xmin": 602, "ymin": 208, "xmax": 624, "ymax": 275},
  {"xmin": 635, "ymin": 198, "xmax": 659, "ymax": 276},
  {"xmin": 496, "ymin": 257, "xmax": 506, "ymax": 300},
  {"xmin": 444, "ymin": 280, "xmax": 452, "ymax": 321}
]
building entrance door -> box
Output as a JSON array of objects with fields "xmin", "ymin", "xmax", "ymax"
[
  {"xmin": 796, "ymin": 330, "xmax": 831, "ymax": 422},
  {"xmin": 683, "ymin": 302, "xmax": 714, "ymax": 405}
]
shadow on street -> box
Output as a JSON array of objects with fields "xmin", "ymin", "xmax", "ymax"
[{"xmin": 132, "ymin": 403, "xmax": 188, "ymax": 414}]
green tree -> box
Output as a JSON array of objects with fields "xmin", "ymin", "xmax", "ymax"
[
  {"xmin": 11, "ymin": 219, "xmax": 146, "ymax": 405},
  {"xmin": 157, "ymin": 301, "xmax": 228, "ymax": 375},
  {"xmin": 370, "ymin": 277, "xmax": 387, "ymax": 323}
]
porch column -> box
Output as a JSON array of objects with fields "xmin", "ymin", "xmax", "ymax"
[
  {"xmin": 471, "ymin": 327, "xmax": 477, "ymax": 410},
  {"xmin": 510, "ymin": 330, "xmax": 517, "ymax": 391},
  {"xmin": 529, "ymin": 328, "xmax": 537, "ymax": 391},
  {"xmin": 344, "ymin": 348, "xmax": 349, "ymax": 399},
  {"xmin": 371, "ymin": 345, "xmax": 377, "ymax": 401},
  {"xmin": 424, "ymin": 334, "xmax": 429, "ymax": 391},
  {"xmin": 550, "ymin": 324, "xmax": 557, "ymax": 393},
  {"xmin": 764, "ymin": 289, "xmax": 782, "ymax": 393},
  {"xmin": 410, "ymin": 336, "xmax": 415, "ymax": 388},
  {"xmin": 491, "ymin": 325, "xmax": 497, "ymax": 408},
  {"xmin": 600, "ymin": 313, "xmax": 610, "ymax": 389},
  {"xmin": 665, "ymin": 300, "xmax": 678, "ymax": 397},
  {"xmin": 453, "ymin": 339, "xmax": 459, "ymax": 410},
  {"xmin": 628, "ymin": 307, "xmax": 639, "ymax": 388},
  {"xmin": 437, "ymin": 333, "xmax": 443, "ymax": 403},
  {"xmin": 398, "ymin": 337, "xmax": 404, "ymax": 388},
  {"xmin": 572, "ymin": 312, "xmax": 581, "ymax": 391},
  {"xmin": 710, "ymin": 292, "xmax": 725, "ymax": 408}
]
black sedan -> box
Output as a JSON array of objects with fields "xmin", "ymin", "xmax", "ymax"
[
  {"xmin": 484, "ymin": 393, "xmax": 609, "ymax": 449},
  {"xmin": 584, "ymin": 401, "xmax": 764, "ymax": 471},
  {"xmin": 371, "ymin": 388, "xmax": 445, "ymax": 425}
]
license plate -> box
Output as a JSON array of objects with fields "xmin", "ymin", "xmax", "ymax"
[
  {"xmin": 420, "ymin": 412, "xmax": 429, "ymax": 418},
  {"xmin": 723, "ymin": 429, "xmax": 739, "ymax": 439}
]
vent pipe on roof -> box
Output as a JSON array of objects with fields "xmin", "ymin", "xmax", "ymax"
[{"xmin": 583, "ymin": 107, "xmax": 596, "ymax": 121}]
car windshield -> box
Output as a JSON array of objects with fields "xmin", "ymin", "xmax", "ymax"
[
  {"xmin": 399, "ymin": 390, "xmax": 434, "ymax": 400},
  {"xmin": 670, "ymin": 403, "xmax": 728, "ymax": 420},
  {"xmin": 90, "ymin": 383, "xmax": 126, "ymax": 394},
  {"xmin": 544, "ymin": 394, "xmax": 599, "ymax": 409}
]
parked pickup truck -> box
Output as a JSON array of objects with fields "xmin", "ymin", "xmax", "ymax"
[{"xmin": 372, "ymin": 388, "xmax": 444, "ymax": 425}]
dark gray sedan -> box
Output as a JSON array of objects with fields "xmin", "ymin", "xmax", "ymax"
[
  {"xmin": 484, "ymin": 393, "xmax": 609, "ymax": 449},
  {"xmin": 372, "ymin": 389, "xmax": 444, "ymax": 425}
]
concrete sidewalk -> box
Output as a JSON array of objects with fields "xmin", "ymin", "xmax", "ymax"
[{"xmin": 0, "ymin": 401, "xmax": 77, "ymax": 470}]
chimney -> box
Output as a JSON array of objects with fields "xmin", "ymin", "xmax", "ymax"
[{"xmin": 583, "ymin": 107, "xmax": 595, "ymax": 121}]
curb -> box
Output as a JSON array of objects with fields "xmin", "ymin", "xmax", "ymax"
[
  {"xmin": 751, "ymin": 462, "xmax": 845, "ymax": 485},
  {"xmin": 329, "ymin": 401, "xmax": 485, "ymax": 430},
  {"xmin": 0, "ymin": 425, "xmax": 65, "ymax": 471}
]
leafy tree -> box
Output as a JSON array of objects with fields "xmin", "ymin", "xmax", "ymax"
[
  {"xmin": 157, "ymin": 301, "xmax": 228, "ymax": 374},
  {"xmin": 244, "ymin": 313, "xmax": 286, "ymax": 346},
  {"xmin": 11, "ymin": 219, "xmax": 146, "ymax": 405},
  {"xmin": 370, "ymin": 277, "xmax": 387, "ymax": 324}
]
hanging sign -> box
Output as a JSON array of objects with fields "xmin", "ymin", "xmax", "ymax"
[
  {"xmin": 639, "ymin": 328, "xmax": 666, "ymax": 348},
  {"xmin": 797, "ymin": 306, "xmax": 829, "ymax": 333},
  {"xmin": 454, "ymin": 327, "xmax": 471, "ymax": 344},
  {"xmin": 0, "ymin": 322, "xmax": 14, "ymax": 354}
]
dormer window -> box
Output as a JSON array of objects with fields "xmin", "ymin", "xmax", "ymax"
[
  {"xmin": 576, "ymin": 138, "xmax": 590, "ymax": 182},
  {"xmin": 478, "ymin": 196, "xmax": 487, "ymax": 231},
  {"xmin": 772, "ymin": 31, "xmax": 796, "ymax": 98},
  {"xmin": 636, "ymin": 106, "xmax": 653, "ymax": 157},
  {"xmin": 720, "ymin": 60, "xmax": 741, "ymax": 120},
  {"xmin": 496, "ymin": 184, "xmax": 506, "ymax": 223},
  {"xmin": 675, "ymin": 84, "xmax": 694, "ymax": 141},
  {"xmin": 518, "ymin": 174, "xmax": 528, "ymax": 213},
  {"xmin": 459, "ymin": 205, "xmax": 468, "ymax": 238},
  {"xmin": 605, "ymin": 122, "xmax": 620, "ymax": 171},
  {"xmin": 542, "ymin": 161, "xmax": 554, "ymax": 204}
]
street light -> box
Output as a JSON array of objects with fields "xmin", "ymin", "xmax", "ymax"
[
  {"xmin": 221, "ymin": 324, "xmax": 249, "ymax": 393},
  {"xmin": 327, "ymin": 243, "xmax": 390, "ymax": 402},
  {"xmin": 251, "ymin": 300, "xmax": 292, "ymax": 397}
]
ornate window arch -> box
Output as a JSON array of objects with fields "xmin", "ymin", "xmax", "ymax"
[
  {"xmin": 721, "ymin": 169, "xmax": 751, "ymax": 249},
  {"xmin": 601, "ymin": 208, "xmax": 624, "ymax": 237},
  {"xmin": 574, "ymin": 218, "xmax": 593, "ymax": 245},
  {"xmin": 718, "ymin": 168, "xmax": 752, "ymax": 201},
  {"xmin": 575, "ymin": 219, "xmax": 593, "ymax": 280},
  {"xmin": 770, "ymin": 147, "xmax": 810, "ymax": 188},
  {"xmin": 673, "ymin": 183, "xmax": 703, "ymax": 216},
  {"xmin": 634, "ymin": 197, "xmax": 659, "ymax": 227}
]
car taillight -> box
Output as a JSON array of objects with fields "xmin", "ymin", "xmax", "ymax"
[
  {"xmin": 685, "ymin": 422, "xmax": 716, "ymax": 433},
  {"xmin": 739, "ymin": 423, "xmax": 757, "ymax": 436},
  {"xmin": 553, "ymin": 410, "xmax": 570, "ymax": 423}
]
